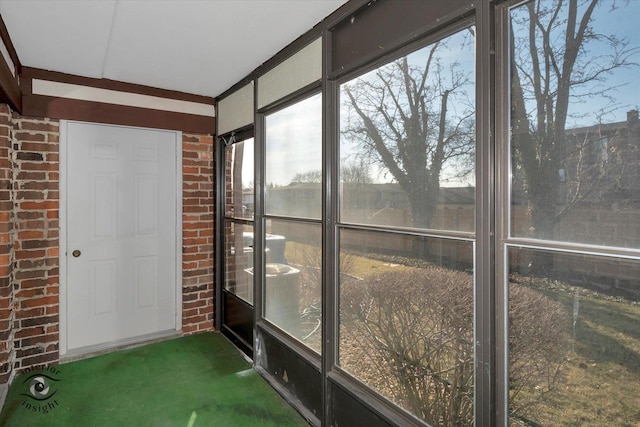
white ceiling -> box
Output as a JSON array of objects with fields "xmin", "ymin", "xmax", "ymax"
[{"xmin": 0, "ymin": 0, "xmax": 348, "ymax": 98}]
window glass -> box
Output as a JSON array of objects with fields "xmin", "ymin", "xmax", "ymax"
[
  {"xmin": 340, "ymin": 27, "xmax": 475, "ymax": 231},
  {"xmin": 262, "ymin": 219, "xmax": 322, "ymax": 354},
  {"xmin": 225, "ymin": 138, "xmax": 254, "ymax": 220},
  {"xmin": 510, "ymin": 0, "xmax": 640, "ymax": 248},
  {"xmin": 265, "ymin": 94, "xmax": 322, "ymax": 219},
  {"xmin": 224, "ymin": 222, "xmax": 254, "ymax": 304},
  {"xmin": 338, "ymin": 228, "xmax": 474, "ymax": 425},
  {"xmin": 507, "ymin": 247, "xmax": 640, "ymax": 425}
]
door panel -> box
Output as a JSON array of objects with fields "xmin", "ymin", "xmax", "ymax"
[{"xmin": 65, "ymin": 122, "xmax": 178, "ymax": 351}]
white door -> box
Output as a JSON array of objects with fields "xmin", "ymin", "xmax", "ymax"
[{"xmin": 64, "ymin": 122, "xmax": 180, "ymax": 351}]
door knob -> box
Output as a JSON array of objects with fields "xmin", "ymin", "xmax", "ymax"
[{"xmin": 72, "ymin": 250, "xmax": 81, "ymax": 258}]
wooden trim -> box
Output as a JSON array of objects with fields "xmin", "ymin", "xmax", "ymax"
[
  {"xmin": 20, "ymin": 67, "xmax": 215, "ymax": 133},
  {"xmin": 23, "ymin": 94, "xmax": 214, "ymax": 134},
  {"xmin": 22, "ymin": 67, "xmax": 215, "ymax": 105},
  {"xmin": 0, "ymin": 55, "xmax": 20, "ymax": 111},
  {"xmin": 0, "ymin": 15, "xmax": 21, "ymax": 76},
  {"xmin": 31, "ymin": 79, "xmax": 214, "ymax": 117},
  {"xmin": 0, "ymin": 15, "xmax": 21, "ymax": 111}
]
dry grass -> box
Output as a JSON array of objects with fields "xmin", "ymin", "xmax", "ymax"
[{"xmin": 512, "ymin": 280, "xmax": 640, "ymax": 426}]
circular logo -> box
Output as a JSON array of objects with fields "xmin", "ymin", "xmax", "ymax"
[{"xmin": 29, "ymin": 376, "xmax": 50, "ymax": 399}]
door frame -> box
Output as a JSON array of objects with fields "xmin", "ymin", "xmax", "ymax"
[
  {"xmin": 217, "ymin": 128, "xmax": 255, "ymax": 357},
  {"xmin": 58, "ymin": 120, "xmax": 183, "ymax": 357}
]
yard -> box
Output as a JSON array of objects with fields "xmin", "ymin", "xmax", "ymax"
[{"xmin": 285, "ymin": 240, "xmax": 640, "ymax": 426}]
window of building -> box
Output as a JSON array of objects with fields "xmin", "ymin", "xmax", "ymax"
[
  {"xmin": 338, "ymin": 24, "xmax": 476, "ymax": 425},
  {"xmin": 217, "ymin": 0, "xmax": 640, "ymax": 424},
  {"xmin": 506, "ymin": 0, "xmax": 640, "ymax": 424},
  {"xmin": 264, "ymin": 92, "xmax": 323, "ymax": 353}
]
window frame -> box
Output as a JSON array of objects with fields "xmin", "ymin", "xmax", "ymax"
[{"xmin": 496, "ymin": 0, "xmax": 640, "ymax": 423}]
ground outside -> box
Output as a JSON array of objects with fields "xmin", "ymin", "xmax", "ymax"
[{"xmin": 0, "ymin": 333, "xmax": 309, "ymax": 427}]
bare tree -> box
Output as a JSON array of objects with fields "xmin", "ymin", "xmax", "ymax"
[
  {"xmin": 292, "ymin": 161, "xmax": 372, "ymax": 185},
  {"xmin": 292, "ymin": 169, "xmax": 322, "ymax": 183},
  {"xmin": 341, "ymin": 159, "xmax": 373, "ymax": 184},
  {"xmin": 510, "ymin": 0, "xmax": 638, "ymax": 241},
  {"xmin": 341, "ymin": 29, "xmax": 475, "ymax": 229}
]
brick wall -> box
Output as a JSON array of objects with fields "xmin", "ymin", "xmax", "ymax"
[
  {"xmin": 0, "ymin": 106, "xmax": 216, "ymax": 385},
  {"xmin": 0, "ymin": 105, "xmax": 14, "ymax": 383},
  {"xmin": 11, "ymin": 114, "xmax": 60, "ymax": 375},
  {"xmin": 181, "ymin": 133, "xmax": 215, "ymax": 334}
]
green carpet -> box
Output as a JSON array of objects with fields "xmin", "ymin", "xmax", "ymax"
[{"xmin": 0, "ymin": 333, "xmax": 309, "ymax": 427}]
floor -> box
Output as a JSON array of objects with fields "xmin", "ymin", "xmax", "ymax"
[{"xmin": 0, "ymin": 333, "xmax": 309, "ymax": 427}]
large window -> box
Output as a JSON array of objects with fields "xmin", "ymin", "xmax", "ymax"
[
  {"xmin": 338, "ymin": 230, "xmax": 474, "ymax": 425},
  {"xmin": 338, "ymin": 25, "xmax": 476, "ymax": 425},
  {"xmin": 265, "ymin": 94, "xmax": 322, "ymax": 219},
  {"xmin": 507, "ymin": 249, "xmax": 640, "ymax": 426},
  {"xmin": 507, "ymin": 0, "xmax": 640, "ymax": 424},
  {"xmin": 509, "ymin": 0, "xmax": 640, "ymax": 248},
  {"xmin": 216, "ymin": 1, "xmax": 640, "ymax": 425},
  {"xmin": 340, "ymin": 27, "xmax": 476, "ymax": 232},
  {"xmin": 264, "ymin": 93, "xmax": 323, "ymax": 353}
]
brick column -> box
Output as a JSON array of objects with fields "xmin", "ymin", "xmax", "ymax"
[
  {"xmin": 11, "ymin": 115, "xmax": 60, "ymax": 373},
  {"xmin": 0, "ymin": 105, "xmax": 14, "ymax": 383},
  {"xmin": 182, "ymin": 133, "xmax": 215, "ymax": 333}
]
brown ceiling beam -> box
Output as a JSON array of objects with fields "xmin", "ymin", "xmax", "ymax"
[
  {"xmin": 21, "ymin": 67, "xmax": 216, "ymax": 134},
  {"xmin": 0, "ymin": 14, "xmax": 22, "ymax": 112},
  {"xmin": 22, "ymin": 67, "xmax": 215, "ymax": 106},
  {"xmin": 22, "ymin": 94, "xmax": 215, "ymax": 135}
]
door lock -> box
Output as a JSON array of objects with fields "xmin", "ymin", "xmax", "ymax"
[{"xmin": 72, "ymin": 250, "xmax": 81, "ymax": 258}]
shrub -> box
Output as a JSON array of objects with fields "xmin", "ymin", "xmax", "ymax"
[{"xmin": 340, "ymin": 267, "xmax": 570, "ymax": 426}]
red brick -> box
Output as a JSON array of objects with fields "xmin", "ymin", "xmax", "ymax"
[
  {"xmin": 182, "ymin": 135, "xmax": 200, "ymax": 143},
  {"xmin": 183, "ymin": 308, "xmax": 199, "ymax": 318},
  {"xmin": 20, "ymin": 122, "xmax": 59, "ymax": 133},
  {"xmin": 47, "ymin": 248, "xmax": 59, "ymax": 257},
  {"xmin": 15, "ymin": 249, "xmax": 47, "ymax": 260},
  {"xmin": 14, "ymin": 132, "xmax": 45, "ymax": 142},
  {"xmin": 20, "ymin": 333, "xmax": 58, "ymax": 348},
  {"xmin": 184, "ymin": 314, "xmax": 207, "ymax": 324},
  {"xmin": 182, "ymin": 300, "xmax": 205, "ymax": 310},
  {"xmin": 17, "ymin": 230, "xmax": 44, "ymax": 240},
  {"xmin": 19, "ymin": 278, "xmax": 48, "ymax": 289},
  {"xmin": 19, "ymin": 201, "xmax": 58, "ymax": 210},
  {"xmin": 182, "ymin": 324, "xmax": 198, "ymax": 334},
  {"xmin": 20, "ymin": 142, "xmax": 58, "ymax": 153},
  {"xmin": 15, "ymin": 190, "xmax": 45, "ymax": 200},
  {"xmin": 16, "ymin": 171, "xmax": 46, "ymax": 181},
  {"xmin": 17, "ymin": 259, "xmax": 46, "ymax": 269},
  {"xmin": 14, "ymin": 326, "xmax": 45, "ymax": 339},
  {"xmin": 18, "ymin": 352, "xmax": 58, "ymax": 370},
  {"xmin": 15, "ymin": 288, "xmax": 44, "ymax": 299},
  {"xmin": 20, "ymin": 296, "xmax": 58, "ymax": 309},
  {"xmin": 20, "ymin": 181, "xmax": 57, "ymax": 191},
  {"xmin": 21, "ymin": 315, "xmax": 57, "ymax": 327}
]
